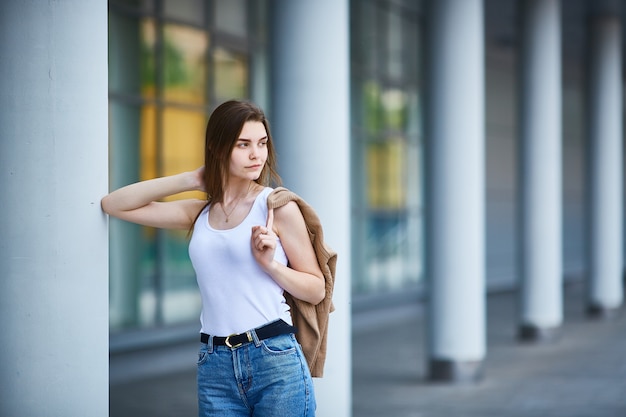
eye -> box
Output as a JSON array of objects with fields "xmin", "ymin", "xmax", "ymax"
[{"xmin": 259, "ymin": 140, "xmax": 268, "ymax": 147}]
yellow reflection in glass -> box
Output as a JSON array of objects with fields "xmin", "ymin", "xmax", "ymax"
[
  {"xmin": 163, "ymin": 24, "xmax": 208, "ymax": 105},
  {"xmin": 367, "ymin": 139, "xmax": 406, "ymax": 210},
  {"xmin": 140, "ymin": 103, "xmax": 157, "ymax": 181},
  {"xmin": 141, "ymin": 19, "xmax": 156, "ymax": 98},
  {"xmin": 162, "ymin": 107, "xmax": 207, "ymax": 201}
]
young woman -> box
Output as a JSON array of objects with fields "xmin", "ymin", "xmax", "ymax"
[{"xmin": 102, "ymin": 100, "xmax": 324, "ymax": 416}]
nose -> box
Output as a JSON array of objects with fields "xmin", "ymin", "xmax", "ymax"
[{"xmin": 249, "ymin": 144, "xmax": 259, "ymax": 159}]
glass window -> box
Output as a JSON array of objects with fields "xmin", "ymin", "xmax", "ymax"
[
  {"xmin": 351, "ymin": 0, "xmax": 423, "ymax": 295},
  {"xmin": 161, "ymin": 107, "xmax": 207, "ymax": 197},
  {"xmin": 139, "ymin": 104, "xmax": 158, "ymax": 180},
  {"xmin": 141, "ymin": 19, "xmax": 157, "ymax": 99},
  {"xmin": 109, "ymin": 14, "xmax": 140, "ymax": 95},
  {"xmin": 163, "ymin": 25, "xmax": 208, "ymax": 105},
  {"xmin": 385, "ymin": 5, "xmax": 404, "ymax": 80},
  {"xmin": 367, "ymin": 139, "xmax": 406, "ymax": 210},
  {"xmin": 109, "ymin": 101, "xmax": 143, "ymax": 330},
  {"xmin": 215, "ymin": 0, "xmax": 248, "ymax": 37},
  {"xmin": 110, "ymin": 0, "xmax": 155, "ymax": 13},
  {"xmin": 214, "ymin": 47, "xmax": 249, "ymax": 100},
  {"xmin": 164, "ymin": 0, "xmax": 204, "ymax": 26},
  {"xmin": 161, "ymin": 228, "xmax": 202, "ymax": 325},
  {"xmin": 108, "ymin": 0, "xmax": 262, "ymax": 332}
]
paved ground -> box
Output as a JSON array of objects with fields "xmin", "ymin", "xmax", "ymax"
[
  {"xmin": 352, "ymin": 282, "xmax": 626, "ymax": 417},
  {"xmin": 111, "ymin": 282, "xmax": 626, "ymax": 416}
]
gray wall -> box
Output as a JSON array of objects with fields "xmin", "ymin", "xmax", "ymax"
[{"xmin": 0, "ymin": 2, "xmax": 109, "ymax": 416}]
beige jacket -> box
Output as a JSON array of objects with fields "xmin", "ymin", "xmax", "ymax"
[{"xmin": 267, "ymin": 187, "xmax": 337, "ymax": 378}]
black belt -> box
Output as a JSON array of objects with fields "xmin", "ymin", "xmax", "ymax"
[{"xmin": 200, "ymin": 319, "xmax": 297, "ymax": 348}]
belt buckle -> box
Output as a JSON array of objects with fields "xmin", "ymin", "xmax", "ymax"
[{"xmin": 225, "ymin": 331, "xmax": 252, "ymax": 348}]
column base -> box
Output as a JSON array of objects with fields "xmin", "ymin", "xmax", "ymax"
[
  {"xmin": 517, "ymin": 324, "xmax": 560, "ymax": 343},
  {"xmin": 428, "ymin": 359, "xmax": 484, "ymax": 383},
  {"xmin": 587, "ymin": 304, "xmax": 621, "ymax": 320}
]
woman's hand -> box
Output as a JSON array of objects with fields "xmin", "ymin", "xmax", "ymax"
[{"xmin": 190, "ymin": 166, "xmax": 206, "ymax": 192}]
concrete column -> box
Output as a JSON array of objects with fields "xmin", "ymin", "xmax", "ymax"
[
  {"xmin": 424, "ymin": 0, "xmax": 485, "ymax": 382},
  {"xmin": 517, "ymin": 0, "xmax": 563, "ymax": 341},
  {"xmin": 270, "ymin": 1, "xmax": 352, "ymax": 416},
  {"xmin": 585, "ymin": 9, "xmax": 623, "ymax": 317},
  {"xmin": 0, "ymin": 2, "xmax": 109, "ymax": 417}
]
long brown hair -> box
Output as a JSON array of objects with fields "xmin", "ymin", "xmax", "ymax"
[{"xmin": 190, "ymin": 100, "xmax": 282, "ymax": 234}]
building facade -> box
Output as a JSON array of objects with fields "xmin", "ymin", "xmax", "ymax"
[{"xmin": 106, "ymin": 0, "xmax": 426, "ymax": 333}]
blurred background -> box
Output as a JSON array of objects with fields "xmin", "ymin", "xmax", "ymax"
[
  {"xmin": 107, "ymin": 0, "xmax": 608, "ymax": 345},
  {"xmin": 2, "ymin": 0, "xmax": 625, "ymax": 416},
  {"xmin": 106, "ymin": 0, "xmax": 625, "ymax": 415}
]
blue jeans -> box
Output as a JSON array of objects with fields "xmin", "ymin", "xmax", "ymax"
[{"xmin": 197, "ymin": 331, "xmax": 316, "ymax": 416}]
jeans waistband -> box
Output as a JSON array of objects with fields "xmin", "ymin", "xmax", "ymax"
[{"xmin": 200, "ymin": 319, "xmax": 297, "ymax": 348}]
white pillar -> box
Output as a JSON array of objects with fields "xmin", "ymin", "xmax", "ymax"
[
  {"xmin": 0, "ymin": 2, "xmax": 109, "ymax": 417},
  {"xmin": 517, "ymin": 0, "xmax": 563, "ymax": 341},
  {"xmin": 270, "ymin": 1, "xmax": 352, "ymax": 415},
  {"xmin": 424, "ymin": 0, "xmax": 485, "ymax": 382},
  {"xmin": 585, "ymin": 11, "xmax": 623, "ymax": 317}
]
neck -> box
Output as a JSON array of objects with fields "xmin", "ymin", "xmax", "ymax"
[{"xmin": 223, "ymin": 180, "xmax": 255, "ymax": 203}]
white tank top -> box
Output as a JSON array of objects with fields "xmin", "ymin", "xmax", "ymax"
[{"xmin": 188, "ymin": 187, "xmax": 291, "ymax": 336}]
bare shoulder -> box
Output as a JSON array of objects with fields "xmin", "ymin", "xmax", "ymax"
[
  {"xmin": 273, "ymin": 200, "xmax": 306, "ymax": 234},
  {"xmin": 273, "ymin": 200, "xmax": 302, "ymax": 220}
]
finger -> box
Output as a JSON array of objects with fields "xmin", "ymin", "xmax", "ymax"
[
  {"xmin": 252, "ymin": 226, "xmax": 266, "ymax": 241},
  {"xmin": 255, "ymin": 234, "xmax": 276, "ymax": 250},
  {"xmin": 252, "ymin": 232, "xmax": 263, "ymax": 247}
]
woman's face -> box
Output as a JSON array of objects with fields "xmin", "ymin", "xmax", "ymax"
[{"xmin": 229, "ymin": 121, "xmax": 268, "ymax": 181}]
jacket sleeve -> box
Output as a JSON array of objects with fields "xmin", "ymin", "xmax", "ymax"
[{"xmin": 268, "ymin": 187, "xmax": 337, "ymax": 377}]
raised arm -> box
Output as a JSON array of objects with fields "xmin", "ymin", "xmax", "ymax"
[{"xmin": 101, "ymin": 167, "xmax": 207, "ymax": 230}]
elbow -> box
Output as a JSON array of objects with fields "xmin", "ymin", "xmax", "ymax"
[
  {"xmin": 100, "ymin": 195, "xmax": 117, "ymax": 216},
  {"xmin": 310, "ymin": 280, "xmax": 326, "ymax": 305},
  {"xmin": 312, "ymin": 291, "xmax": 325, "ymax": 306},
  {"xmin": 100, "ymin": 195, "xmax": 112, "ymax": 215}
]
